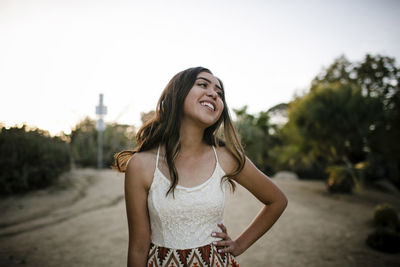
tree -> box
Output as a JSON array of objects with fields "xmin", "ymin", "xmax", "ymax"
[
  {"xmin": 233, "ymin": 106, "xmax": 275, "ymax": 175},
  {"xmin": 268, "ymin": 100, "xmax": 326, "ymax": 179},
  {"xmin": 103, "ymin": 123, "xmax": 136, "ymax": 167},
  {"xmin": 141, "ymin": 110, "xmax": 155, "ymax": 124},
  {"xmin": 69, "ymin": 117, "xmax": 136, "ymax": 168},
  {"xmin": 286, "ymin": 54, "xmax": 400, "ymax": 189},
  {"xmin": 69, "ymin": 117, "xmax": 98, "ymax": 167},
  {"xmin": 355, "ymin": 55, "xmax": 400, "ymax": 187}
]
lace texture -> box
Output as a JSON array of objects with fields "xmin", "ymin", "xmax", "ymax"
[{"xmin": 147, "ymin": 146, "xmax": 228, "ymax": 249}]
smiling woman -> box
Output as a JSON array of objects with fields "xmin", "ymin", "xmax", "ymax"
[{"xmin": 113, "ymin": 67, "xmax": 288, "ymax": 267}]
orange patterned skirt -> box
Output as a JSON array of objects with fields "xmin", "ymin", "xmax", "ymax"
[{"xmin": 147, "ymin": 242, "xmax": 239, "ymax": 267}]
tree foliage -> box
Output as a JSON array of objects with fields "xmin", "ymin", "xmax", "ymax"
[
  {"xmin": 233, "ymin": 105, "xmax": 285, "ymax": 175},
  {"xmin": 285, "ymin": 54, "xmax": 400, "ymax": 189},
  {"xmin": 228, "ymin": 54, "xmax": 399, "ymax": 190},
  {"xmin": 0, "ymin": 125, "xmax": 70, "ymax": 195},
  {"xmin": 69, "ymin": 117, "xmax": 136, "ymax": 168},
  {"xmin": 290, "ymin": 82, "xmax": 382, "ymax": 165},
  {"xmin": 234, "ymin": 106, "xmax": 268, "ymax": 172}
]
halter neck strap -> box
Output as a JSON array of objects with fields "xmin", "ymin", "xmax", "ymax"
[{"xmin": 156, "ymin": 145, "xmax": 160, "ymax": 169}]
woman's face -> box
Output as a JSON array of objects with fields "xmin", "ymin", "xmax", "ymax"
[{"xmin": 182, "ymin": 72, "xmax": 225, "ymax": 128}]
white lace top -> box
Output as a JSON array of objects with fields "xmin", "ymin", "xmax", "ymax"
[{"xmin": 147, "ymin": 146, "xmax": 228, "ymax": 249}]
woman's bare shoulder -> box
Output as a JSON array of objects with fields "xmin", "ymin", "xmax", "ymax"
[
  {"xmin": 125, "ymin": 148, "xmax": 158, "ymax": 190},
  {"xmin": 215, "ymin": 146, "xmax": 238, "ymax": 174}
]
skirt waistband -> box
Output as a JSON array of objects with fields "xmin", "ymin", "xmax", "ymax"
[{"xmin": 147, "ymin": 242, "xmax": 239, "ymax": 267}]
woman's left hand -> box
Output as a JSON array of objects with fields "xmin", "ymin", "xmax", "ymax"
[{"xmin": 211, "ymin": 222, "xmax": 242, "ymax": 256}]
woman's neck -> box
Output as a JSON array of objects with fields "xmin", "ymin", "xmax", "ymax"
[{"xmin": 179, "ymin": 122, "xmax": 208, "ymax": 156}]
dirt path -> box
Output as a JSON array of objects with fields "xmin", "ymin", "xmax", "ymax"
[{"xmin": 0, "ymin": 169, "xmax": 399, "ymax": 267}]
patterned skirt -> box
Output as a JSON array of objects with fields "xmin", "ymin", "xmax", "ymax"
[{"xmin": 147, "ymin": 242, "xmax": 239, "ymax": 267}]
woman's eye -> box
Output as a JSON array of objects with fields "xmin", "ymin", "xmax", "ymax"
[{"xmin": 198, "ymin": 83, "xmax": 207, "ymax": 88}]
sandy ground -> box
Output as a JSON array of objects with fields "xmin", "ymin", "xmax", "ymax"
[{"xmin": 0, "ymin": 168, "xmax": 399, "ymax": 267}]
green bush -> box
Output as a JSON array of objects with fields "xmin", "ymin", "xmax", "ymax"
[
  {"xmin": 373, "ymin": 203, "xmax": 399, "ymax": 228},
  {"xmin": 366, "ymin": 227, "xmax": 400, "ymax": 253},
  {"xmin": 326, "ymin": 165, "xmax": 355, "ymax": 193},
  {"xmin": 0, "ymin": 125, "xmax": 70, "ymax": 195},
  {"xmin": 366, "ymin": 203, "xmax": 400, "ymax": 253}
]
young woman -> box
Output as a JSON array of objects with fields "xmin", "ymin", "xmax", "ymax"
[{"xmin": 114, "ymin": 67, "xmax": 288, "ymax": 267}]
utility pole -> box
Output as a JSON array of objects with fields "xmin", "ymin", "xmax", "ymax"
[{"xmin": 95, "ymin": 93, "xmax": 107, "ymax": 169}]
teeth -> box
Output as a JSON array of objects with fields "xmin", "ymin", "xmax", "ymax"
[{"xmin": 201, "ymin": 102, "xmax": 214, "ymax": 111}]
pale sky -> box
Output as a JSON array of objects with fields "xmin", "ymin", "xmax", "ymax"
[{"xmin": 1, "ymin": 0, "xmax": 399, "ymax": 135}]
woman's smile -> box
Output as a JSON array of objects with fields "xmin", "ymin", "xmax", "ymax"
[{"xmin": 200, "ymin": 100, "xmax": 216, "ymax": 111}]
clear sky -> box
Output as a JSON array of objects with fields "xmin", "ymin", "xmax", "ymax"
[{"xmin": 1, "ymin": 0, "xmax": 399, "ymax": 135}]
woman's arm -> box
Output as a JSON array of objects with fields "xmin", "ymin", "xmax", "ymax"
[
  {"xmin": 125, "ymin": 153, "xmax": 152, "ymax": 266},
  {"xmin": 216, "ymin": 149, "xmax": 288, "ymax": 256}
]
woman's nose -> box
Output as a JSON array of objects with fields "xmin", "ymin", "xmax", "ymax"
[{"xmin": 207, "ymin": 88, "xmax": 218, "ymax": 99}]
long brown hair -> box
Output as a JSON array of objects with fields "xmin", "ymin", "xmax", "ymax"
[{"xmin": 113, "ymin": 67, "xmax": 245, "ymax": 196}]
